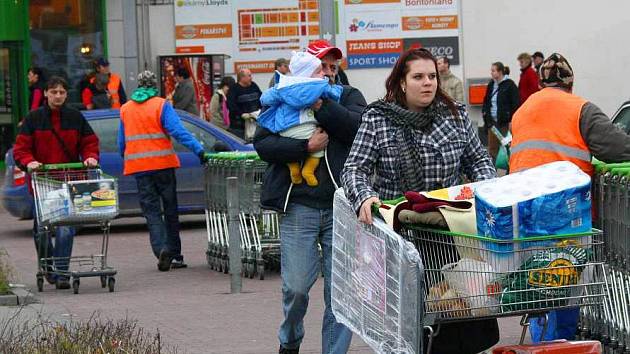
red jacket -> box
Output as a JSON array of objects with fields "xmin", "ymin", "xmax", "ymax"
[
  {"xmin": 518, "ymin": 66, "xmax": 540, "ymax": 105},
  {"xmin": 13, "ymin": 105, "xmax": 99, "ymax": 170}
]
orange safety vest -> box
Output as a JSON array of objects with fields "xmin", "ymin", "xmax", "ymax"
[
  {"xmin": 91, "ymin": 73, "xmax": 122, "ymax": 108},
  {"xmin": 509, "ymin": 88, "xmax": 593, "ymax": 175},
  {"xmin": 120, "ymin": 97, "xmax": 180, "ymax": 175}
]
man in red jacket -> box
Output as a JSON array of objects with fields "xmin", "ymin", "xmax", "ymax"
[
  {"xmin": 13, "ymin": 76, "xmax": 99, "ymax": 290},
  {"xmin": 517, "ymin": 52, "xmax": 540, "ymax": 105}
]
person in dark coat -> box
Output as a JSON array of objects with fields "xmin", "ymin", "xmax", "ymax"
[
  {"xmin": 170, "ymin": 68, "xmax": 199, "ymax": 116},
  {"xmin": 227, "ymin": 68, "xmax": 262, "ymax": 141},
  {"xmin": 254, "ymin": 40, "xmax": 367, "ymax": 354},
  {"xmin": 482, "ymin": 62, "xmax": 520, "ymax": 162},
  {"xmin": 27, "ymin": 67, "xmax": 46, "ymax": 111}
]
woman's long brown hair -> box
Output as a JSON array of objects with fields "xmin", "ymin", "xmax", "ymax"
[{"xmin": 384, "ymin": 48, "xmax": 460, "ymax": 117}]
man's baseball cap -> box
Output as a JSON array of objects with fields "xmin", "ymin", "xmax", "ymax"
[
  {"xmin": 95, "ymin": 57, "xmax": 110, "ymax": 67},
  {"xmin": 307, "ymin": 39, "xmax": 342, "ymax": 60}
]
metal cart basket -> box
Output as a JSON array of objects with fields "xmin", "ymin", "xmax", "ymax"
[
  {"xmin": 31, "ymin": 163, "xmax": 118, "ymax": 294},
  {"xmin": 331, "ymin": 190, "xmax": 608, "ymax": 354}
]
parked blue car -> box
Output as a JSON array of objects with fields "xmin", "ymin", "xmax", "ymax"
[{"xmin": 2, "ymin": 108, "xmax": 253, "ymax": 219}]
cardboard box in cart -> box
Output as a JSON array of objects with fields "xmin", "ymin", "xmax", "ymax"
[{"xmin": 67, "ymin": 179, "xmax": 117, "ymax": 215}]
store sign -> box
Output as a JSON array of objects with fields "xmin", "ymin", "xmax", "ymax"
[
  {"xmin": 348, "ymin": 18, "xmax": 399, "ymax": 33},
  {"xmin": 347, "ymin": 38, "xmax": 402, "ymax": 68},
  {"xmin": 344, "ymin": 0, "xmax": 400, "ymax": 4},
  {"xmin": 403, "ymin": 0, "xmax": 456, "ymax": 10},
  {"xmin": 176, "ymin": 0, "xmax": 229, "ymax": 7},
  {"xmin": 402, "ymin": 15, "xmax": 458, "ymax": 31},
  {"xmin": 403, "ymin": 37, "xmax": 460, "ymax": 65}
]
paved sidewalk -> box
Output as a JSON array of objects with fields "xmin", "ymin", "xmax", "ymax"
[{"xmin": 0, "ymin": 206, "xmax": 527, "ymax": 353}]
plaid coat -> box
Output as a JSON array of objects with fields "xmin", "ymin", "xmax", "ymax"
[{"xmin": 341, "ymin": 101, "xmax": 496, "ymax": 212}]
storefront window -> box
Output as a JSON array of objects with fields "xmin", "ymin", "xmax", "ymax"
[{"xmin": 29, "ymin": 0, "xmax": 104, "ymax": 104}]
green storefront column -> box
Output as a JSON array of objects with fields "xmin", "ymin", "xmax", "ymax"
[{"xmin": 0, "ymin": 0, "xmax": 30, "ymax": 164}]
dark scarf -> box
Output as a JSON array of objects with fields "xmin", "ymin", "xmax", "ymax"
[{"xmin": 370, "ymin": 99, "xmax": 451, "ymax": 192}]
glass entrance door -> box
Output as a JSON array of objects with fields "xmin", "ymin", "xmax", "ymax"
[{"xmin": 0, "ymin": 42, "xmax": 23, "ymax": 164}]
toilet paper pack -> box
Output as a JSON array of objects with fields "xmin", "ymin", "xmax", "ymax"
[{"xmin": 475, "ymin": 161, "xmax": 592, "ymax": 241}]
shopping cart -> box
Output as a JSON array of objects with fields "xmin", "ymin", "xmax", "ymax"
[
  {"xmin": 580, "ymin": 162, "xmax": 630, "ymax": 353},
  {"xmin": 31, "ymin": 163, "xmax": 118, "ymax": 294},
  {"xmin": 331, "ymin": 190, "xmax": 608, "ymax": 354},
  {"xmin": 203, "ymin": 152, "xmax": 281, "ymax": 280}
]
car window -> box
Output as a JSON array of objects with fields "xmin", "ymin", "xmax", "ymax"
[
  {"xmin": 88, "ymin": 118, "xmax": 119, "ymax": 153},
  {"xmin": 173, "ymin": 120, "xmax": 218, "ymax": 152},
  {"xmin": 613, "ymin": 106, "xmax": 630, "ymax": 134}
]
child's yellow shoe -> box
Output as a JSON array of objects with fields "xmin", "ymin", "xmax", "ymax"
[
  {"xmin": 287, "ymin": 162, "xmax": 303, "ymax": 184},
  {"xmin": 302, "ymin": 157, "xmax": 320, "ymax": 187}
]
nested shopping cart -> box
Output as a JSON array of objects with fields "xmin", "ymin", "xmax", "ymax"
[
  {"xmin": 331, "ymin": 190, "xmax": 608, "ymax": 354},
  {"xmin": 582, "ymin": 162, "xmax": 630, "ymax": 353},
  {"xmin": 203, "ymin": 152, "xmax": 280, "ymax": 280},
  {"xmin": 31, "ymin": 163, "xmax": 118, "ymax": 294}
]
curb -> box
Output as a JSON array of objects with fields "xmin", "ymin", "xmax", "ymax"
[{"xmin": 0, "ymin": 286, "xmax": 37, "ymax": 306}]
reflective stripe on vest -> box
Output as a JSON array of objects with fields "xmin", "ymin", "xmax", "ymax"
[
  {"xmin": 125, "ymin": 148, "xmax": 176, "ymax": 161},
  {"xmin": 510, "ymin": 140, "xmax": 592, "ymax": 162},
  {"xmin": 125, "ymin": 133, "xmax": 168, "ymax": 142}
]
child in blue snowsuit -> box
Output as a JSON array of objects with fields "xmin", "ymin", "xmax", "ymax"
[{"xmin": 257, "ymin": 51, "xmax": 342, "ymax": 186}]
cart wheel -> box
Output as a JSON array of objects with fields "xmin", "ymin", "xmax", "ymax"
[
  {"xmin": 249, "ymin": 263, "xmax": 255, "ymax": 279},
  {"xmin": 108, "ymin": 277, "xmax": 115, "ymax": 293},
  {"xmin": 36, "ymin": 276, "xmax": 44, "ymax": 292},
  {"xmin": 258, "ymin": 264, "xmax": 265, "ymax": 280},
  {"xmin": 100, "ymin": 276, "xmax": 107, "ymax": 288},
  {"xmin": 72, "ymin": 279, "xmax": 80, "ymax": 294}
]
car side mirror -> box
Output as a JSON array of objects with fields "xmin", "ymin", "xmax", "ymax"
[{"xmin": 213, "ymin": 141, "xmax": 231, "ymax": 152}]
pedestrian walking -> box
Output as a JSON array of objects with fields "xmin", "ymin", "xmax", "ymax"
[
  {"xmin": 227, "ymin": 68, "xmax": 262, "ymax": 141},
  {"xmin": 82, "ymin": 58, "xmax": 127, "ymax": 109},
  {"xmin": 170, "ymin": 68, "xmax": 199, "ymax": 116},
  {"xmin": 341, "ymin": 47, "xmax": 498, "ymax": 354},
  {"xmin": 481, "ymin": 62, "xmax": 519, "ymax": 162},
  {"xmin": 517, "ymin": 52, "xmax": 540, "ymax": 105},
  {"xmin": 269, "ymin": 58, "xmax": 290, "ymax": 88},
  {"xmin": 13, "ymin": 76, "xmax": 99, "ymax": 289},
  {"xmin": 437, "ymin": 56, "xmax": 464, "ymax": 102},
  {"xmin": 510, "ymin": 52, "xmax": 630, "ymax": 342},
  {"xmin": 117, "ymin": 71, "xmax": 209, "ymax": 271},
  {"xmin": 210, "ymin": 76, "xmax": 235, "ymax": 130},
  {"xmin": 532, "ymin": 51, "xmax": 545, "ymax": 72},
  {"xmin": 82, "ymin": 73, "xmax": 112, "ymax": 110},
  {"xmin": 27, "ymin": 67, "xmax": 46, "ymax": 111},
  {"xmin": 254, "ymin": 39, "xmax": 367, "ymax": 354}
]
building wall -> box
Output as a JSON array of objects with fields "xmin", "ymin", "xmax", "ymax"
[
  {"xmin": 142, "ymin": 1, "xmax": 630, "ymax": 121},
  {"xmin": 106, "ymin": 0, "xmax": 139, "ymax": 93}
]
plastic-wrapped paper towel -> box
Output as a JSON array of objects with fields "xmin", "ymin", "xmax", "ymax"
[{"xmin": 475, "ymin": 161, "xmax": 592, "ymax": 241}]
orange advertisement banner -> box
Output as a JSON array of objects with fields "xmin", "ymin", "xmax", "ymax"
[
  {"xmin": 402, "ymin": 16, "xmax": 458, "ymax": 31},
  {"xmin": 175, "ymin": 24, "xmax": 232, "ymax": 40},
  {"xmin": 234, "ymin": 61, "xmax": 276, "ymax": 74},
  {"xmin": 345, "ymin": 0, "xmax": 399, "ymax": 3},
  {"xmin": 346, "ymin": 38, "xmax": 403, "ymax": 55},
  {"xmin": 175, "ymin": 46, "xmax": 205, "ymax": 54}
]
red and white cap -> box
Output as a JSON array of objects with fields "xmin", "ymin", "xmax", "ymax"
[{"xmin": 307, "ymin": 39, "xmax": 343, "ymax": 60}]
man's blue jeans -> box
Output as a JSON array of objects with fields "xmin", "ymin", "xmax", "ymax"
[
  {"xmin": 135, "ymin": 168, "xmax": 183, "ymax": 261},
  {"xmin": 278, "ymin": 203, "xmax": 352, "ymax": 354},
  {"xmin": 33, "ymin": 220, "xmax": 74, "ymax": 278}
]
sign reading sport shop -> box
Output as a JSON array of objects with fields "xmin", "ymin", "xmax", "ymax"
[{"xmin": 337, "ymin": 0, "xmax": 461, "ymax": 69}]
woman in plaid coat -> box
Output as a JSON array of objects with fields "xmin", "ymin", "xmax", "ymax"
[{"xmin": 341, "ymin": 48, "xmax": 499, "ymax": 354}]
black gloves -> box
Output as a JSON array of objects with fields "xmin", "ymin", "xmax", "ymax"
[{"xmin": 198, "ymin": 151, "xmax": 210, "ymax": 164}]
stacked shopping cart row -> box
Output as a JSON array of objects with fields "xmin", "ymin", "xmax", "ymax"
[
  {"xmin": 582, "ymin": 162, "xmax": 630, "ymax": 353},
  {"xmin": 331, "ymin": 189, "xmax": 608, "ymax": 354},
  {"xmin": 203, "ymin": 152, "xmax": 280, "ymax": 280}
]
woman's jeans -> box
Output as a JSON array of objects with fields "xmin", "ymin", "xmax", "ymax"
[
  {"xmin": 33, "ymin": 220, "xmax": 74, "ymax": 279},
  {"xmin": 135, "ymin": 168, "xmax": 183, "ymax": 261},
  {"xmin": 278, "ymin": 203, "xmax": 352, "ymax": 354}
]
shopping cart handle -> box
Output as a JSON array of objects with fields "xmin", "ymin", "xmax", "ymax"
[
  {"xmin": 41, "ymin": 162, "xmax": 92, "ymax": 171},
  {"xmin": 596, "ymin": 162, "xmax": 630, "ymax": 174}
]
